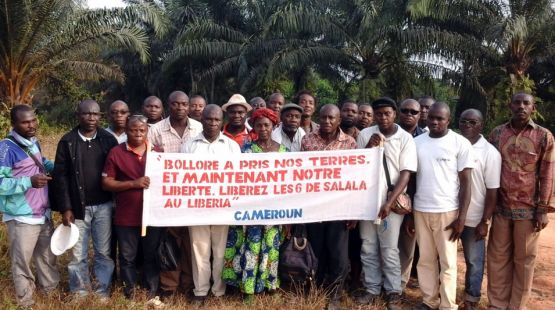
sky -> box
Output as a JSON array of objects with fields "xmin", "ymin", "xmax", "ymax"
[{"xmin": 87, "ymin": 0, "xmax": 126, "ymax": 8}]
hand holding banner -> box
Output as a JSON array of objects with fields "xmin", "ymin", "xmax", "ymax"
[{"xmin": 142, "ymin": 148, "xmax": 384, "ymax": 231}]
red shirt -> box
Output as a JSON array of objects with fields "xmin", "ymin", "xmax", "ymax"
[
  {"xmin": 223, "ymin": 124, "xmax": 256, "ymax": 148},
  {"xmin": 102, "ymin": 143, "xmax": 150, "ymax": 226}
]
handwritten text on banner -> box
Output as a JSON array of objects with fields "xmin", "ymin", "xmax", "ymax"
[{"xmin": 142, "ymin": 148, "xmax": 384, "ymax": 227}]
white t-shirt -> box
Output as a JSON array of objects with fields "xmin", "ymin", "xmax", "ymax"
[
  {"xmin": 271, "ymin": 125, "xmax": 306, "ymax": 152},
  {"xmin": 414, "ymin": 130, "xmax": 475, "ymax": 213},
  {"xmin": 181, "ymin": 132, "xmax": 241, "ymax": 155},
  {"xmin": 357, "ymin": 124, "xmax": 418, "ymax": 203},
  {"xmin": 465, "ymin": 135, "xmax": 501, "ymax": 227}
]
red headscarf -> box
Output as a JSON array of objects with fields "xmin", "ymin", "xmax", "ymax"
[{"xmin": 251, "ymin": 108, "xmax": 279, "ymax": 126}]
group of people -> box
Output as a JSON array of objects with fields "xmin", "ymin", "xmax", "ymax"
[{"xmin": 0, "ymin": 89, "xmax": 552, "ymax": 310}]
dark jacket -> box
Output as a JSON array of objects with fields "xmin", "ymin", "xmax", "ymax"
[{"xmin": 52, "ymin": 127, "xmax": 118, "ymax": 220}]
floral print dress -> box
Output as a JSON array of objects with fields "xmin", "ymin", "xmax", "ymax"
[{"xmin": 222, "ymin": 142, "xmax": 287, "ymax": 294}]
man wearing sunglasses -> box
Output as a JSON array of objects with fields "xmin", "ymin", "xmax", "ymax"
[
  {"xmin": 397, "ymin": 99, "xmax": 425, "ymax": 294},
  {"xmin": 458, "ymin": 109, "xmax": 501, "ymax": 310}
]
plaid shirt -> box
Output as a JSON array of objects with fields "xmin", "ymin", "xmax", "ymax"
[
  {"xmin": 489, "ymin": 120, "xmax": 555, "ymax": 219},
  {"xmin": 148, "ymin": 117, "xmax": 202, "ymax": 153},
  {"xmin": 301, "ymin": 129, "xmax": 356, "ymax": 152}
]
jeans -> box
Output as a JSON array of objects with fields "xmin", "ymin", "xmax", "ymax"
[
  {"xmin": 115, "ymin": 226, "xmax": 162, "ymax": 298},
  {"xmin": 359, "ymin": 212, "xmax": 403, "ymax": 295},
  {"xmin": 7, "ymin": 220, "xmax": 60, "ymax": 306},
  {"xmin": 460, "ymin": 226, "xmax": 485, "ymax": 302},
  {"xmin": 68, "ymin": 202, "xmax": 114, "ymax": 297}
]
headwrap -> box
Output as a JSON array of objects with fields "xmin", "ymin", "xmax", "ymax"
[{"xmin": 251, "ymin": 108, "xmax": 279, "ymax": 126}]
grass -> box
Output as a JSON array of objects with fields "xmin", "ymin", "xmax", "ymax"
[{"xmin": 0, "ymin": 130, "xmax": 493, "ymax": 309}]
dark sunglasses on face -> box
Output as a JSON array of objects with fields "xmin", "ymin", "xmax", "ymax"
[
  {"xmin": 400, "ymin": 109, "xmax": 420, "ymax": 116},
  {"xmin": 459, "ymin": 119, "xmax": 479, "ymax": 126}
]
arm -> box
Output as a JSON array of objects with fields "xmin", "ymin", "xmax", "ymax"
[
  {"xmin": 52, "ymin": 139, "xmax": 74, "ymax": 226},
  {"xmin": 475, "ymin": 188, "xmax": 497, "ymax": 240},
  {"xmin": 379, "ymin": 170, "xmax": 411, "ymax": 219},
  {"xmin": 445, "ymin": 167, "xmax": 472, "ymax": 241},
  {"xmin": 534, "ymin": 131, "xmax": 554, "ymax": 231},
  {"xmin": 102, "ymin": 176, "xmax": 150, "ymax": 192}
]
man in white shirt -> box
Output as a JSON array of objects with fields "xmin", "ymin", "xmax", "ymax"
[
  {"xmin": 182, "ymin": 104, "xmax": 241, "ymax": 306},
  {"xmin": 412, "ymin": 102, "xmax": 474, "ymax": 310},
  {"xmin": 271, "ymin": 103, "xmax": 306, "ymax": 151},
  {"xmin": 458, "ymin": 109, "xmax": 501, "ymax": 310},
  {"xmin": 355, "ymin": 97, "xmax": 417, "ymax": 309}
]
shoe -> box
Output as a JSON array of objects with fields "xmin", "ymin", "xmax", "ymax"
[
  {"xmin": 460, "ymin": 301, "xmax": 478, "ymax": 310},
  {"xmin": 412, "ymin": 302, "xmax": 435, "ymax": 310},
  {"xmin": 147, "ymin": 296, "xmax": 166, "ymax": 309},
  {"xmin": 327, "ymin": 298, "xmax": 341, "ymax": 310},
  {"xmin": 191, "ymin": 295, "xmax": 206, "ymax": 309},
  {"xmin": 386, "ymin": 293, "xmax": 404, "ymax": 310},
  {"xmin": 354, "ymin": 291, "xmax": 378, "ymax": 305}
]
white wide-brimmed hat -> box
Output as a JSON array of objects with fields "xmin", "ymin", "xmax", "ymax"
[
  {"xmin": 50, "ymin": 223, "xmax": 80, "ymax": 256},
  {"xmin": 222, "ymin": 94, "xmax": 252, "ymax": 112}
]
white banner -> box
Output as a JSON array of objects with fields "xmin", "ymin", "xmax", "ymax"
[{"xmin": 142, "ymin": 148, "xmax": 384, "ymax": 227}]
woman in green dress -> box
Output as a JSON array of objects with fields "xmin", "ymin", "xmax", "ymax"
[{"xmin": 222, "ymin": 108, "xmax": 287, "ymax": 300}]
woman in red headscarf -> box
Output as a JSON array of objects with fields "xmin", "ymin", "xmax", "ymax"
[{"xmin": 222, "ymin": 108, "xmax": 287, "ymax": 301}]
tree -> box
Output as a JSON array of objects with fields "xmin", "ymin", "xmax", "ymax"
[{"xmin": 0, "ymin": 0, "xmax": 167, "ymax": 108}]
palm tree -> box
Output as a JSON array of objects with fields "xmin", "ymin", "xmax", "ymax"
[{"xmin": 0, "ymin": 0, "xmax": 167, "ymax": 108}]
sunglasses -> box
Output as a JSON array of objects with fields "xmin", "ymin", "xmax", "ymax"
[
  {"xmin": 459, "ymin": 119, "xmax": 480, "ymax": 126},
  {"xmin": 400, "ymin": 109, "xmax": 420, "ymax": 116}
]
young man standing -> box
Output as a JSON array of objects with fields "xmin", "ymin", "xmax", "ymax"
[
  {"xmin": 0, "ymin": 105, "xmax": 59, "ymax": 307},
  {"xmin": 356, "ymin": 97, "xmax": 417, "ymax": 309}
]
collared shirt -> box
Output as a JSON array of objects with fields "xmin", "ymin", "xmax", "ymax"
[
  {"xmin": 271, "ymin": 125, "xmax": 306, "ymax": 152},
  {"xmin": 148, "ymin": 117, "xmax": 202, "ymax": 153},
  {"xmin": 466, "ymin": 135, "xmax": 501, "ymax": 227},
  {"xmin": 102, "ymin": 143, "xmax": 149, "ymax": 226},
  {"xmin": 105, "ymin": 127, "xmax": 127, "ymax": 144},
  {"xmin": 77, "ymin": 130, "xmax": 97, "ymax": 141},
  {"xmin": 301, "ymin": 129, "xmax": 356, "ymax": 152},
  {"xmin": 357, "ymin": 124, "xmax": 417, "ymax": 204},
  {"xmin": 223, "ymin": 124, "xmax": 252, "ymax": 148},
  {"xmin": 343, "ymin": 127, "xmax": 360, "ymax": 140},
  {"xmin": 489, "ymin": 120, "xmax": 555, "ymax": 219},
  {"xmin": 182, "ymin": 132, "xmax": 241, "ymax": 155},
  {"xmin": 302, "ymin": 121, "xmax": 320, "ymax": 134}
]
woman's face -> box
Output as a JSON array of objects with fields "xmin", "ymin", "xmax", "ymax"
[{"xmin": 254, "ymin": 116, "xmax": 273, "ymax": 141}]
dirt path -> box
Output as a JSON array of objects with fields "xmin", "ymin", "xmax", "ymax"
[{"xmin": 528, "ymin": 214, "xmax": 555, "ymax": 309}]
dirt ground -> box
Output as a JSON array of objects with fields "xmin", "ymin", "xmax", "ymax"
[{"xmin": 33, "ymin": 131, "xmax": 555, "ymax": 309}]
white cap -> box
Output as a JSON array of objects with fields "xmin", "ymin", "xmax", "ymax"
[{"xmin": 50, "ymin": 223, "xmax": 80, "ymax": 256}]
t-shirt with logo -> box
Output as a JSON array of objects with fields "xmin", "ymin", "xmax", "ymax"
[{"xmin": 414, "ymin": 130, "xmax": 475, "ymax": 213}]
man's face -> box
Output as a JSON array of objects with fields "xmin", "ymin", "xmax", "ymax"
[
  {"xmin": 419, "ymin": 98, "xmax": 434, "ymax": 123},
  {"xmin": 267, "ymin": 95, "xmax": 284, "ymax": 114},
  {"xmin": 319, "ymin": 108, "xmax": 341, "ymax": 135},
  {"xmin": 189, "ymin": 97, "xmax": 206, "ymax": 121},
  {"xmin": 399, "ymin": 102, "xmax": 420, "ymax": 129},
  {"xmin": 510, "ymin": 93, "xmax": 535, "ymax": 122},
  {"xmin": 357, "ymin": 105, "xmax": 373, "ymax": 128},
  {"xmin": 459, "ymin": 112, "xmax": 482, "ymax": 142},
  {"xmin": 168, "ymin": 94, "xmax": 189, "ymax": 120},
  {"xmin": 126, "ymin": 120, "xmax": 148, "ymax": 147},
  {"xmin": 226, "ymin": 105, "xmax": 247, "ymax": 126},
  {"xmin": 340, "ymin": 102, "xmax": 358, "ymax": 128},
  {"xmin": 77, "ymin": 102, "xmax": 101, "ymax": 132},
  {"xmin": 374, "ymin": 107, "xmax": 396, "ymax": 131},
  {"xmin": 427, "ymin": 107, "xmax": 450, "ymax": 136},
  {"xmin": 143, "ymin": 99, "xmax": 163, "ymax": 122},
  {"xmin": 251, "ymin": 100, "xmax": 266, "ymax": 112},
  {"xmin": 281, "ymin": 109, "xmax": 302, "ymax": 133},
  {"xmin": 298, "ymin": 94, "xmax": 315, "ymax": 117},
  {"xmin": 12, "ymin": 110, "xmax": 38, "ymax": 139},
  {"xmin": 108, "ymin": 102, "xmax": 129, "ymax": 130},
  {"xmin": 201, "ymin": 109, "xmax": 223, "ymax": 138}
]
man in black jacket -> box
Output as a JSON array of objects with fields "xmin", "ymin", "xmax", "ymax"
[{"xmin": 53, "ymin": 99, "xmax": 118, "ymax": 299}]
